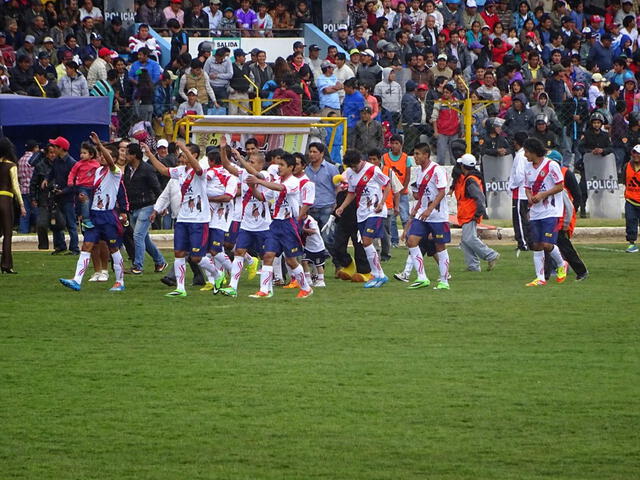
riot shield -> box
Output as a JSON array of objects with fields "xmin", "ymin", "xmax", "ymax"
[
  {"xmin": 583, "ymin": 153, "xmax": 620, "ymax": 219},
  {"xmin": 482, "ymin": 154, "xmax": 514, "ymax": 219}
]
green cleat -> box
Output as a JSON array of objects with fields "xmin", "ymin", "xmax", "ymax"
[
  {"xmin": 165, "ymin": 289, "xmax": 187, "ymax": 298},
  {"xmin": 433, "ymin": 281, "xmax": 450, "ymax": 290},
  {"xmin": 220, "ymin": 286, "xmax": 238, "ymax": 298},
  {"xmin": 408, "ymin": 279, "xmax": 431, "ymax": 289}
]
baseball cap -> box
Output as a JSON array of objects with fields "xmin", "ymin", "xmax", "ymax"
[
  {"xmin": 361, "ymin": 105, "xmax": 372, "ymax": 113},
  {"xmin": 43, "ymin": 36, "xmax": 54, "ymax": 43},
  {"xmin": 551, "ymin": 63, "xmax": 564, "ymax": 73},
  {"xmin": 337, "ymin": 24, "xmax": 348, "ymax": 31},
  {"xmin": 547, "ymin": 150, "xmax": 563, "ymax": 163},
  {"xmin": 632, "ymin": 144, "xmax": 640, "ymax": 154},
  {"xmin": 24, "ymin": 35, "xmax": 35, "ymax": 44},
  {"xmin": 437, "ymin": 53, "xmax": 447, "ymax": 60},
  {"xmin": 590, "ymin": 15, "xmax": 602, "ymax": 23},
  {"xmin": 309, "ymin": 44, "xmax": 321, "ymax": 51},
  {"xmin": 321, "ymin": 60, "xmax": 335, "ymax": 69},
  {"xmin": 211, "ymin": 0, "xmax": 221, "ymax": 3},
  {"xmin": 293, "ymin": 41, "xmax": 305, "ymax": 49},
  {"xmin": 362, "ymin": 49, "xmax": 375, "ymax": 57},
  {"xmin": 466, "ymin": 0, "xmax": 477, "ymax": 7},
  {"xmin": 572, "ymin": 82, "xmax": 585, "ymax": 90},
  {"xmin": 49, "ymin": 136, "xmax": 70, "ymax": 151},
  {"xmin": 591, "ymin": 73, "xmax": 605, "ymax": 82},
  {"xmin": 561, "ymin": 15, "xmax": 573, "ymax": 24},
  {"xmin": 377, "ymin": 39, "xmax": 389, "ymax": 50},
  {"xmin": 171, "ymin": 0, "xmax": 182, "ymax": 3},
  {"xmin": 90, "ymin": 32, "xmax": 102, "ymax": 40},
  {"xmin": 98, "ymin": 47, "xmax": 116, "ymax": 58},
  {"xmin": 157, "ymin": 139, "xmax": 169, "ymax": 148},
  {"xmin": 417, "ymin": 83, "xmax": 428, "ymax": 90},
  {"xmin": 349, "ymin": 48, "xmax": 361, "ymax": 55},
  {"xmin": 250, "ymin": 48, "xmax": 261, "ymax": 55},
  {"xmin": 187, "ymin": 87, "xmax": 198, "ymax": 95},
  {"xmin": 234, "ymin": 48, "xmax": 246, "ymax": 57},
  {"xmin": 457, "ymin": 154, "xmax": 477, "ymax": 168}
]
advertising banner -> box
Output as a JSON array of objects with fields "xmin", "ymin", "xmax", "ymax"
[
  {"xmin": 482, "ymin": 154, "xmax": 514, "ymax": 220},
  {"xmin": 583, "ymin": 153, "xmax": 620, "ymax": 219}
]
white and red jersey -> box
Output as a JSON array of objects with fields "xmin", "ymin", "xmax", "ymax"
[
  {"xmin": 91, "ymin": 165, "xmax": 122, "ymax": 211},
  {"xmin": 414, "ymin": 161, "xmax": 448, "ymax": 223},
  {"xmin": 231, "ymin": 191, "xmax": 242, "ymax": 223},
  {"xmin": 237, "ymin": 167, "xmax": 271, "ymax": 231},
  {"xmin": 298, "ymin": 174, "xmax": 315, "ymax": 206},
  {"xmin": 267, "ymin": 163, "xmax": 280, "ymax": 181},
  {"xmin": 168, "ymin": 165, "xmax": 210, "ymax": 223},
  {"xmin": 269, "ymin": 174, "xmax": 301, "ymax": 220},
  {"xmin": 525, "ymin": 157, "xmax": 564, "ymax": 220},
  {"xmin": 345, "ymin": 162, "xmax": 389, "ymax": 223},
  {"xmin": 207, "ymin": 166, "xmax": 238, "ymax": 231},
  {"xmin": 301, "ymin": 215, "xmax": 325, "ymax": 253}
]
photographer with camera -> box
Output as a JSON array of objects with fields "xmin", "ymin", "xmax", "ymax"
[
  {"xmin": 29, "ymin": 145, "xmax": 58, "ymax": 250},
  {"xmin": 44, "ymin": 136, "xmax": 79, "ymax": 255}
]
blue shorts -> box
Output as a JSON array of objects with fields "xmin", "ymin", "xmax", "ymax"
[
  {"xmin": 530, "ymin": 217, "xmax": 561, "ymax": 244},
  {"xmin": 357, "ymin": 217, "xmax": 384, "ymax": 239},
  {"xmin": 207, "ymin": 227, "xmax": 225, "ymax": 253},
  {"xmin": 236, "ymin": 228, "xmax": 268, "ymax": 255},
  {"xmin": 174, "ymin": 222, "xmax": 209, "ymax": 256},
  {"xmin": 264, "ymin": 218, "xmax": 303, "ymax": 258},
  {"xmin": 407, "ymin": 219, "xmax": 451, "ymax": 244},
  {"xmin": 84, "ymin": 210, "xmax": 122, "ymax": 248},
  {"xmin": 303, "ymin": 249, "xmax": 329, "ymax": 267},
  {"xmin": 224, "ymin": 220, "xmax": 240, "ymax": 245}
]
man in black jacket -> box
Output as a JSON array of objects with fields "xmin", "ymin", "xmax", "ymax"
[
  {"xmin": 9, "ymin": 55, "xmax": 34, "ymax": 94},
  {"xmin": 123, "ymin": 143, "xmax": 167, "ymax": 274},
  {"xmin": 577, "ymin": 112, "xmax": 613, "ymax": 216},
  {"xmin": 228, "ymin": 48, "xmax": 251, "ymax": 115},
  {"xmin": 29, "ymin": 146, "xmax": 55, "ymax": 250},
  {"xmin": 46, "ymin": 136, "xmax": 79, "ymax": 254}
]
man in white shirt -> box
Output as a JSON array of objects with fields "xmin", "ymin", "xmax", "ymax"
[
  {"xmin": 334, "ymin": 52, "xmax": 355, "ymax": 104},
  {"xmin": 204, "ymin": 0, "xmax": 223, "ymax": 36},
  {"xmin": 522, "ymin": 138, "xmax": 568, "ymax": 287},
  {"xmin": 508, "ymin": 132, "xmax": 533, "ymax": 253}
]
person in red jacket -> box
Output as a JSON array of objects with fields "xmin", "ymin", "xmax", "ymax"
[
  {"xmin": 273, "ymin": 74, "xmax": 302, "ymax": 116},
  {"xmin": 431, "ymin": 84, "xmax": 460, "ymax": 165}
]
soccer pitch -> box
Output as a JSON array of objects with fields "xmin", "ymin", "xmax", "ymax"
[{"xmin": 1, "ymin": 246, "xmax": 638, "ymax": 479}]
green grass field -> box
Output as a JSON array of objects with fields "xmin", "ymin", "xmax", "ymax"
[{"xmin": 1, "ymin": 246, "xmax": 639, "ymax": 480}]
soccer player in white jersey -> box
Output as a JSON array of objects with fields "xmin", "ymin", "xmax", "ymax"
[
  {"xmin": 246, "ymin": 153, "xmax": 313, "ymax": 298},
  {"xmin": 522, "ymin": 137, "xmax": 568, "ymax": 286},
  {"xmin": 283, "ymin": 152, "xmax": 316, "ymax": 289},
  {"xmin": 335, "ymin": 149, "xmax": 391, "ymax": 288},
  {"xmin": 218, "ymin": 139, "xmax": 272, "ymax": 297},
  {"xmin": 201, "ymin": 148, "xmax": 238, "ymax": 293},
  {"xmin": 404, "ymin": 142, "xmax": 451, "ymax": 290},
  {"xmin": 144, "ymin": 141, "xmax": 219, "ymax": 298},
  {"xmin": 59, "ymin": 133, "xmax": 126, "ymax": 292}
]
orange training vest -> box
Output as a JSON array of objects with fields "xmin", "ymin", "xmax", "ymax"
[
  {"xmin": 454, "ymin": 174, "xmax": 482, "ymax": 225},
  {"xmin": 382, "ymin": 164, "xmax": 395, "ymax": 209},
  {"xmin": 624, "ymin": 161, "xmax": 640, "ymax": 205},
  {"xmin": 382, "ymin": 152, "xmax": 409, "ymax": 194}
]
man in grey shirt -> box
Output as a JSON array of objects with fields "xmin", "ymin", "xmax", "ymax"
[{"xmin": 203, "ymin": 46, "xmax": 233, "ymax": 104}]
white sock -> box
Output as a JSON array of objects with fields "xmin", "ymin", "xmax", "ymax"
[
  {"xmin": 317, "ymin": 272, "xmax": 324, "ymax": 281},
  {"xmin": 549, "ymin": 245, "xmax": 564, "ymax": 268},
  {"xmin": 214, "ymin": 252, "xmax": 233, "ymax": 274},
  {"xmin": 304, "ymin": 271, "xmax": 312, "ymax": 284},
  {"xmin": 244, "ymin": 252, "xmax": 254, "ymax": 264},
  {"xmin": 410, "ymin": 246, "xmax": 427, "ymax": 282},
  {"xmin": 533, "ymin": 250, "xmax": 545, "ymax": 280},
  {"xmin": 111, "ymin": 250, "xmax": 124, "ymax": 284},
  {"xmin": 437, "ymin": 249, "xmax": 450, "ymax": 284},
  {"xmin": 403, "ymin": 253, "xmax": 414, "ymax": 276},
  {"xmin": 229, "ymin": 256, "xmax": 244, "ymax": 289},
  {"xmin": 260, "ymin": 265, "xmax": 273, "ymax": 293},
  {"xmin": 73, "ymin": 251, "xmax": 91, "ymax": 284},
  {"xmin": 364, "ymin": 244, "xmax": 383, "ymax": 278},
  {"xmin": 199, "ymin": 256, "xmax": 220, "ymax": 282},
  {"xmin": 291, "ymin": 264, "xmax": 309, "ymax": 290},
  {"xmin": 174, "ymin": 257, "xmax": 187, "ymax": 291},
  {"xmin": 273, "ymin": 254, "xmax": 283, "ymax": 280}
]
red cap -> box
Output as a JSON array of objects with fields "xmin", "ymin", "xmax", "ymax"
[
  {"xmin": 590, "ymin": 15, "xmax": 601, "ymax": 22},
  {"xmin": 526, "ymin": 31, "xmax": 536, "ymax": 38},
  {"xmin": 98, "ymin": 47, "xmax": 115, "ymax": 57},
  {"xmin": 171, "ymin": 0, "xmax": 182, "ymax": 3},
  {"xmin": 417, "ymin": 83, "xmax": 428, "ymax": 90},
  {"xmin": 48, "ymin": 136, "xmax": 70, "ymax": 151}
]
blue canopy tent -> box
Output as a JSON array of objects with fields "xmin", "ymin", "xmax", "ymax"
[{"xmin": 0, "ymin": 95, "xmax": 111, "ymax": 158}]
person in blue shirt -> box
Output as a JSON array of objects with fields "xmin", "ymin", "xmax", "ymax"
[
  {"xmin": 316, "ymin": 60, "xmax": 343, "ymax": 115},
  {"xmin": 325, "ymin": 111, "xmax": 344, "ymax": 165},
  {"xmin": 128, "ymin": 47, "xmax": 162, "ymax": 85},
  {"xmin": 342, "ymin": 78, "xmax": 365, "ymax": 147}
]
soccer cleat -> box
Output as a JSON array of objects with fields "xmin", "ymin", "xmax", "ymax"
[
  {"xmin": 525, "ymin": 278, "xmax": 547, "ymax": 287},
  {"xmin": 59, "ymin": 278, "xmax": 81, "ymax": 291},
  {"xmin": 165, "ymin": 289, "xmax": 187, "ymax": 298},
  {"xmin": 408, "ymin": 279, "xmax": 431, "ymax": 289},
  {"xmin": 247, "ymin": 257, "xmax": 259, "ymax": 280},
  {"xmin": 575, "ymin": 271, "xmax": 589, "ymax": 281},
  {"xmin": 363, "ymin": 278, "xmax": 379, "ymax": 288},
  {"xmin": 283, "ymin": 279, "xmax": 300, "ymax": 289},
  {"xmin": 220, "ymin": 286, "xmax": 238, "ymax": 298},
  {"xmin": 88, "ymin": 272, "xmax": 100, "ymax": 282},
  {"xmin": 97, "ymin": 271, "xmax": 109, "ymax": 282},
  {"xmin": 214, "ymin": 274, "xmax": 226, "ymax": 292},
  {"xmin": 296, "ymin": 289, "xmax": 313, "ymax": 299},
  {"xmin": 626, "ymin": 244, "xmax": 638, "ymax": 253},
  {"xmin": 433, "ymin": 281, "xmax": 450, "ymax": 290},
  {"xmin": 81, "ymin": 219, "xmax": 95, "ymax": 229},
  {"xmin": 394, "ymin": 271, "xmax": 410, "ymax": 282},
  {"xmin": 556, "ymin": 261, "xmax": 568, "ymax": 283},
  {"xmin": 109, "ymin": 282, "xmax": 125, "ymax": 292},
  {"xmin": 312, "ymin": 280, "xmax": 326, "ymax": 287},
  {"xmin": 351, "ymin": 273, "xmax": 372, "ymax": 283},
  {"xmin": 249, "ymin": 290, "xmax": 273, "ymax": 298},
  {"xmin": 154, "ymin": 262, "xmax": 168, "ymax": 273},
  {"xmin": 374, "ymin": 276, "xmax": 389, "ymax": 288},
  {"xmin": 200, "ymin": 282, "xmax": 215, "ymax": 291},
  {"xmin": 336, "ymin": 260, "xmax": 356, "ymax": 281},
  {"xmin": 160, "ymin": 276, "xmax": 177, "ymax": 287},
  {"xmin": 487, "ymin": 253, "xmax": 500, "ymax": 271}
]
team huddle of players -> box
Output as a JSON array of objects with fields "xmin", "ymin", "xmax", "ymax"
[{"xmin": 59, "ymin": 133, "xmax": 572, "ymax": 296}]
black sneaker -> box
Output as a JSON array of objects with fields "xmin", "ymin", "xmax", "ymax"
[
  {"xmin": 51, "ymin": 249, "xmax": 67, "ymax": 255},
  {"xmin": 160, "ymin": 276, "xmax": 176, "ymax": 287},
  {"xmin": 575, "ymin": 271, "xmax": 589, "ymax": 281},
  {"xmin": 130, "ymin": 267, "xmax": 143, "ymax": 275}
]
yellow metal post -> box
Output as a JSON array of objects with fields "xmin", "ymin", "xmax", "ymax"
[{"xmin": 464, "ymin": 97, "xmax": 473, "ymax": 154}]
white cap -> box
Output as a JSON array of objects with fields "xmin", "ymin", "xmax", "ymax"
[
  {"xmin": 457, "ymin": 153, "xmax": 477, "ymax": 168},
  {"xmin": 187, "ymin": 88, "xmax": 198, "ymax": 95},
  {"xmin": 362, "ymin": 49, "xmax": 375, "ymax": 57},
  {"xmin": 632, "ymin": 144, "xmax": 640, "ymax": 154},
  {"xmin": 157, "ymin": 139, "xmax": 169, "ymax": 148},
  {"xmin": 338, "ymin": 24, "xmax": 348, "ymax": 30},
  {"xmin": 466, "ymin": 0, "xmax": 477, "ymax": 7}
]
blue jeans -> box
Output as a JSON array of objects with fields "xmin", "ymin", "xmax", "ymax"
[
  {"xmin": 18, "ymin": 193, "xmax": 38, "ymax": 233},
  {"xmin": 309, "ymin": 205, "xmax": 335, "ymax": 251},
  {"xmin": 161, "ymin": 213, "xmax": 173, "ymax": 230},
  {"xmin": 76, "ymin": 186, "xmax": 92, "ymax": 221},
  {"xmin": 131, "ymin": 204, "xmax": 165, "ymax": 270},
  {"xmin": 390, "ymin": 194, "xmax": 410, "ymax": 245},
  {"xmin": 53, "ymin": 200, "xmax": 79, "ymax": 253}
]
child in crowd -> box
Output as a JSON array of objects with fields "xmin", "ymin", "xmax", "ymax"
[{"xmin": 67, "ymin": 141, "xmax": 101, "ymax": 229}]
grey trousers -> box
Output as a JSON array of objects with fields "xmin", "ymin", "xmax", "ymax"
[{"xmin": 460, "ymin": 220, "xmax": 498, "ymax": 271}]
